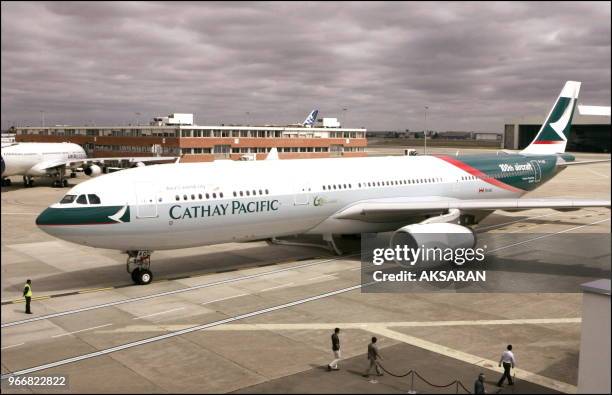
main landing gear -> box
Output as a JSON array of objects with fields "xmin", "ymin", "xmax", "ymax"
[
  {"xmin": 1, "ymin": 178, "xmax": 11, "ymax": 186},
  {"xmin": 22, "ymin": 176, "xmax": 34, "ymax": 188},
  {"xmin": 52, "ymin": 168, "xmax": 69, "ymax": 188},
  {"xmin": 126, "ymin": 250, "xmax": 154, "ymax": 285}
]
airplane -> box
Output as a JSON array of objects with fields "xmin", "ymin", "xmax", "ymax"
[
  {"xmin": 1, "ymin": 142, "xmax": 176, "ymax": 187},
  {"xmin": 35, "ymin": 81, "xmax": 611, "ymax": 285},
  {"xmin": 302, "ymin": 109, "xmax": 319, "ymax": 127},
  {"xmin": 286, "ymin": 109, "xmax": 319, "ymax": 128}
]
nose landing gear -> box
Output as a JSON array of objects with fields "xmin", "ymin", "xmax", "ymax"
[{"xmin": 126, "ymin": 250, "xmax": 154, "ymax": 285}]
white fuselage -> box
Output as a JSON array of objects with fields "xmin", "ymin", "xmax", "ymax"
[
  {"xmin": 1, "ymin": 143, "xmax": 87, "ymax": 177},
  {"xmin": 37, "ymin": 155, "xmax": 527, "ymax": 251}
]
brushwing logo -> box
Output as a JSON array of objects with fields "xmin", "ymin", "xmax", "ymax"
[
  {"xmin": 108, "ymin": 205, "xmax": 129, "ymax": 223},
  {"xmin": 549, "ymin": 98, "xmax": 574, "ymax": 141}
]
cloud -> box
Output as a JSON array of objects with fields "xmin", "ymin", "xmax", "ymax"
[{"xmin": 1, "ymin": 1, "xmax": 610, "ymax": 131}]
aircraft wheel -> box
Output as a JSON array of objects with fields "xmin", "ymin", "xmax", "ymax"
[
  {"xmin": 62, "ymin": 179, "xmax": 69, "ymax": 187},
  {"xmin": 131, "ymin": 268, "xmax": 141, "ymax": 284},
  {"xmin": 137, "ymin": 269, "xmax": 153, "ymax": 285},
  {"xmin": 27, "ymin": 179, "xmax": 34, "ymax": 188},
  {"xmin": 52, "ymin": 180, "xmax": 59, "ymax": 187}
]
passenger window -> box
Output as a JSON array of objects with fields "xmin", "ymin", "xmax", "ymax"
[
  {"xmin": 213, "ymin": 193, "xmax": 217, "ymax": 198},
  {"xmin": 246, "ymin": 191, "xmax": 250, "ymax": 196},
  {"xmin": 220, "ymin": 192, "xmax": 224, "ymax": 198},
  {"xmin": 183, "ymin": 195, "xmax": 188, "ymax": 200},
  {"xmin": 240, "ymin": 191, "xmax": 243, "ymax": 197},
  {"xmin": 87, "ymin": 194, "xmax": 101, "ymax": 204},
  {"xmin": 265, "ymin": 189, "xmax": 269, "ymax": 194},
  {"xmin": 233, "ymin": 191, "xmax": 237, "ymax": 197},
  {"xmin": 175, "ymin": 195, "xmax": 180, "ymax": 201},
  {"xmin": 191, "ymin": 194, "xmax": 195, "ymax": 200},
  {"xmin": 199, "ymin": 193, "xmax": 203, "ymax": 199},
  {"xmin": 60, "ymin": 194, "xmax": 77, "ymax": 204},
  {"xmin": 76, "ymin": 194, "xmax": 88, "ymax": 205},
  {"xmin": 206, "ymin": 193, "xmax": 210, "ymax": 199}
]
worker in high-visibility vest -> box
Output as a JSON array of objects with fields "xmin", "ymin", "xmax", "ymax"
[{"xmin": 23, "ymin": 279, "xmax": 33, "ymax": 314}]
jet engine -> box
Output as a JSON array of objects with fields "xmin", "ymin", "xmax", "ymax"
[
  {"xmin": 390, "ymin": 223, "xmax": 476, "ymax": 251},
  {"xmin": 132, "ymin": 161, "xmax": 146, "ymax": 168},
  {"xmin": 84, "ymin": 164, "xmax": 102, "ymax": 177}
]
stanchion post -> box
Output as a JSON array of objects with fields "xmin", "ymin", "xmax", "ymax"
[
  {"xmin": 455, "ymin": 380, "xmax": 459, "ymax": 394},
  {"xmin": 407, "ymin": 370, "xmax": 417, "ymax": 394}
]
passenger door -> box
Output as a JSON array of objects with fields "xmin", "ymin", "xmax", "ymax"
[{"xmin": 135, "ymin": 182, "xmax": 158, "ymax": 218}]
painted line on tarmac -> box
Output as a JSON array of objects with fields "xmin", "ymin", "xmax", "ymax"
[
  {"xmin": 201, "ymin": 293, "xmax": 249, "ymax": 305},
  {"xmin": 133, "ymin": 307, "xmax": 185, "ymax": 320},
  {"xmin": 488, "ymin": 218, "xmax": 610, "ymax": 253},
  {"xmin": 51, "ymin": 323, "xmax": 113, "ymax": 338},
  {"xmin": 1, "ymin": 343, "xmax": 25, "ymax": 350},
  {"xmin": 0, "ymin": 281, "xmax": 374, "ymax": 380},
  {"xmin": 1, "ymin": 254, "xmax": 359, "ymax": 328},
  {"xmin": 0, "ymin": 255, "xmax": 324, "ymax": 306}
]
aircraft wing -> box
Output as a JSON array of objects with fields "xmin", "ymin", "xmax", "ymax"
[
  {"xmin": 65, "ymin": 156, "xmax": 178, "ymax": 169},
  {"xmin": 333, "ymin": 197, "xmax": 611, "ymax": 222},
  {"xmin": 34, "ymin": 156, "xmax": 177, "ymax": 173}
]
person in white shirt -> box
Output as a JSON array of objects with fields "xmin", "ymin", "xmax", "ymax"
[{"xmin": 497, "ymin": 344, "xmax": 516, "ymax": 387}]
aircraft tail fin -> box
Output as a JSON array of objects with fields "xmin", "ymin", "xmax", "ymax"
[
  {"xmin": 302, "ymin": 109, "xmax": 319, "ymax": 127},
  {"xmin": 521, "ymin": 81, "xmax": 580, "ymax": 155},
  {"xmin": 266, "ymin": 147, "xmax": 279, "ymax": 160}
]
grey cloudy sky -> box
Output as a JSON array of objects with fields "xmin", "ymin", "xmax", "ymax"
[{"xmin": 1, "ymin": 1, "xmax": 610, "ymax": 131}]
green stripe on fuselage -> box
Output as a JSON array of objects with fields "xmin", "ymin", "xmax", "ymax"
[
  {"xmin": 36, "ymin": 206, "xmax": 130, "ymax": 226},
  {"xmin": 455, "ymin": 154, "xmax": 559, "ymax": 191}
]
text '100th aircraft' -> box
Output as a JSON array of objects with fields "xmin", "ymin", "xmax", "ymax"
[{"xmin": 36, "ymin": 81, "xmax": 611, "ymax": 285}]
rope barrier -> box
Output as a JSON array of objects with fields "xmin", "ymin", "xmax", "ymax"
[{"xmin": 374, "ymin": 361, "xmax": 473, "ymax": 393}]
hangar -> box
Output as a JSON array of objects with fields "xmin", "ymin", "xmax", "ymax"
[{"xmin": 503, "ymin": 113, "xmax": 610, "ymax": 153}]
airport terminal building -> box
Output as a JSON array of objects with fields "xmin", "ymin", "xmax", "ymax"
[
  {"xmin": 503, "ymin": 113, "xmax": 610, "ymax": 153},
  {"xmin": 12, "ymin": 113, "xmax": 367, "ymax": 162}
]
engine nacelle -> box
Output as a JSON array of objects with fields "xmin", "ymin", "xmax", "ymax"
[
  {"xmin": 132, "ymin": 161, "xmax": 145, "ymax": 168},
  {"xmin": 391, "ymin": 223, "xmax": 476, "ymax": 250},
  {"xmin": 84, "ymin": 164, "xmax": 102, "ymax": 177},
  {"xmin": 390, "ymin": 223, "xmax": 476, "ymax": 267}
]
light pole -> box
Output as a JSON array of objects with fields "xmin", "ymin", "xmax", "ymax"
[
  {"xmin": 424, "ymin": 106, "xmax": 429, "ymax": 154},
  {"xmin": 135, "ymin": 112, "xmax": 141, "ymax": 126},
  {"xmin": 342, "ymin": 108, "xmax": 348, "ymax": 127},
  {"xmin": 40, "ymin": 111, "xmax": 45, "ymax": 128}
]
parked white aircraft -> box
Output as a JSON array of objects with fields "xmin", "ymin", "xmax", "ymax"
[
  {"xmin": 1, "ymin": 142, "xmax": 176, "ymax": 187},
  {"xmin": 36, "ymin": 82, "xmax": 610, "ymax": 285}
]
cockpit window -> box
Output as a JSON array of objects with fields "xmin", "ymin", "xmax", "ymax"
[
  {"xmin": 76, "ymin": 194, "xmax": 88, "ymax": 204},
  {"xmin": 87, "ymin": 194, "xmax": 101, "ymax": 204},
  {"xmin": 60, "ymin": 194, "xmax": 77, "ymax": 204}
]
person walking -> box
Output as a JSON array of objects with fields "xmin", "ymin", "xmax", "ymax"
[
  {"xmin": 363, "ymin": 337, "xmax": 383, "ymax": 377},
  {"xmin": 327, "ymin": 327, "xmax": 341, "ymax": 371},
  {"xmin": 23, "ymin": 279, "xmax": 33, "ymax": 314},
  {"xmin": 497, "ymin": 344, "xmax": 516, "ymax": 387},
  {"xmin": 474, "ymin": 372, "xmax": 487, "ymax": 394}
]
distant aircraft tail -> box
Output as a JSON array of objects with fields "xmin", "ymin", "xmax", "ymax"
[
  {"xmin": 521, "ymin": 81, "xmax": 580, "ymax": 155},
  {"xmin": 302, "ymin": 110, "xmax": 319, "ymax": 127}
]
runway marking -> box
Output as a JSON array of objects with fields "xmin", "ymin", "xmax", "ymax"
[
  {"xmin": 475, "ymin": 212, "xmax": 558, "ymax": 232},
  {"xmin": 349, "ymin": 266, "xmax": 363, "ymax": 271},
  {"xmin": 261, "ymin": 283, "xmax": 294, "ymax": 292},
  {"xmin": 133, "ymin": 307, "xmax": 185, "ymax": 320},
  {"xmin": 101, "ymin": 318, "xmax": 582, "ymax": 333},
  {"xmin": 51, "ymin": 323, "xmax": 113, "ymax": 338},
  {"xmin": 488, "ymin": 218, "xmax": 610, "ymax": 253},
  {"xmin": 371, "ymin": 326, "xmax": 577, "ymax": 394},
  {"xmin": 201, "ymin": 293, "xmax": 249, "ymax": 305},
  {"xmin": 586, "ymin": 168, "xmax": 610, "ymax": 179},
  {"xmin": 306, "ymin": 274, "xmax": 335, "ymax": 281},
  {"xmin": 78, "ymin": 287, "xmax": 113, "ymax": 294},
  {"xmin": 1, "ymin": 254, "xmax": 359, "ymax": 328},
  {"xmin": 1, "ymin": 343, "xmax": 25, "ymax": 350},
  {"xmin": 0, "ymin": 282, "xmax": 372, "ymax": 380},
  {"xmin": 0, "ymin": 255, "xmax": 329, "ymax": 306}
]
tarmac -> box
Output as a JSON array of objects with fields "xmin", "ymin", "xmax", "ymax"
[{"xmin": 1, "ymin": 147, "xmax": 610, "ymax": 394}]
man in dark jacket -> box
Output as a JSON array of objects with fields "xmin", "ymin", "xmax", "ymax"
[
  {"xmin": 474, "ymin": 373, "xmax": 487, "ymax": 394},
  {"xmin": 327, "ymin": 328, "xmax": 341, "ymax": 371}
]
